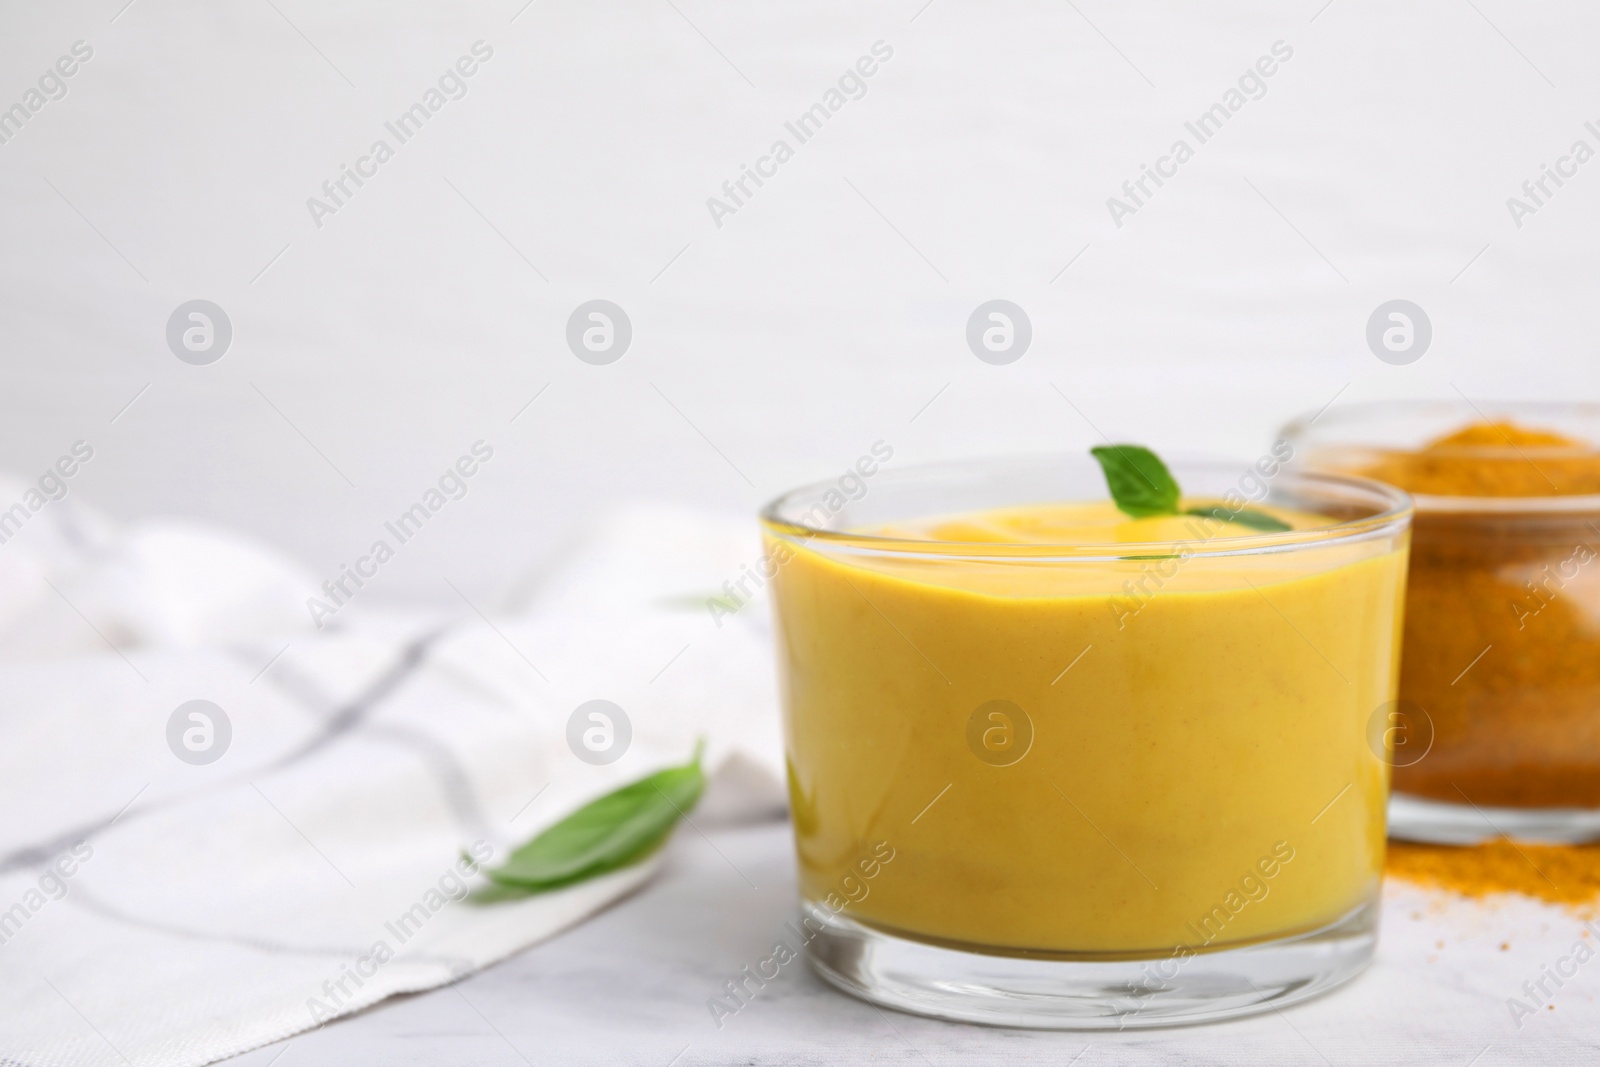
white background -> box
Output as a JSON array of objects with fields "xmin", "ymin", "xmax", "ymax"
[{"xmin": 2, "ymin": 0, "xmax": 1597, "ymax": 603}]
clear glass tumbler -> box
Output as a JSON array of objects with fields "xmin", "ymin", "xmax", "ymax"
[
  {"xmin": 1284, "ymin": 400, "xmax": 1600, "ymax": 844},
  {"xmin": 760, "ymin": 454, "xmax": 1412, "ymax": 1028}
]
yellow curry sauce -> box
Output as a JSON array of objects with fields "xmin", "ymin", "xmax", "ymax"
[{"xmin": 767, "ymin": 500, "xmax": 1408, "ymax": 953}]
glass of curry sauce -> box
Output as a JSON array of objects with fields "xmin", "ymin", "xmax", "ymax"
[{"xmin": 761, "ymin": 454, "xmax": 1411, "ymax": 1027}]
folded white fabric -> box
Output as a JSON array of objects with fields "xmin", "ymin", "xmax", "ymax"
[{"xmin": 0, "ymin": 499, "xmax": 785, "ymax": 1067}]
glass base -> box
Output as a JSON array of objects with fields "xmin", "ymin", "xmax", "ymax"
[
  {"xmin": 1389, "ymin": 792, "xmax": 1600, "ymax": 844},
  {"xmin": 803, "ymin": 899, "xmax": 1377, "ymax": 1030}
]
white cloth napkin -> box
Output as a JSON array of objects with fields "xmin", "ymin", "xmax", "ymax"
[{"xmin": 0, "ymin": 491, "xmax": 785, "ymax": 1067}]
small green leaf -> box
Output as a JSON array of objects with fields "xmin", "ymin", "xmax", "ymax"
[
  {"xmin": 1089, "ymin": 445, "xmax": 1181, "ymax": 518},
  {"xmin": 653, "ymin": 592, "xmax": 736, "ymax": 612},
  {"xmin": 482, "ymin": 747, "xmax": 705, "ymax": 893},
  {"xmin": 1088, "ymin": 445, "xmax": 1293, "ymax": 534},
  {"xmin": 1184, "ymin": 506, "xmax": 1292, "ymax": 532}
]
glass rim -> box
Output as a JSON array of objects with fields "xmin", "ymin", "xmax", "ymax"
[
  {"xmin": 759, "ymin": 453, "xmax": 1414, "ymax": 560},
  {"xmin": 1280, "ymin": 398, "xmax": 1600, "ymax": 514}
]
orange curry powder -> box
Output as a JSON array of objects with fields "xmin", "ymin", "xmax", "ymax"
[
  {"xmin": 1387, "ymin": 840, "xmax": 1600, "ymax": 914},
  {"xmin": 1357, "ymin": 422, "xmax": 1600, "ymax": 807},
  {"xmin": 1359, "ymin": 421, "xmax": 1600, "ymax": 497}
]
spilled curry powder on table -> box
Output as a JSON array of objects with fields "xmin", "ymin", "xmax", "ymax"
[{"xmin": 1386, "ymin": 839, "xmax": 1600, "ymax": 916}]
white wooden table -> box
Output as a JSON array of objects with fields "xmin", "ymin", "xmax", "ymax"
[{"xmin": 233, "ymin": 822, "xmax": 1598, "ymax": 1066}]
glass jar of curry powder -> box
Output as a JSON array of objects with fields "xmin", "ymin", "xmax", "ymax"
[{"xmin": 1283, "ymin": 400, "xmax": 1600, "ymax": 843}]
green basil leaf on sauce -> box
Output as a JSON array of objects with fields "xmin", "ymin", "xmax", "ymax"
[
  {"xmin": 1089, "ymin": 445, "xmax": 1181, "ymax": 518},
  {"xmin": 1090, "ymin": 445, "xmax": 1292, "ymax": 532},
  {"xmin": 1184, "ymin": 505, "xmax": 1292, "ymax": 532}
]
